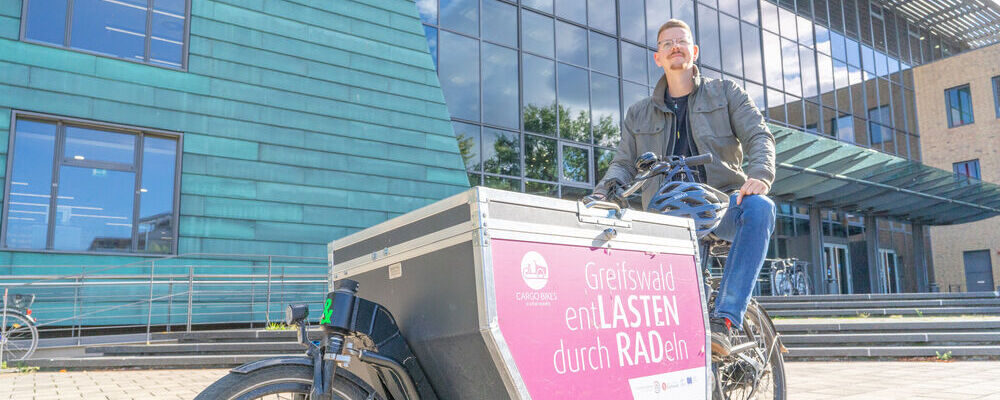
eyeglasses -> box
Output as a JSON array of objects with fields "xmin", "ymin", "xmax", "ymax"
[{"xmin": 657, "ymin": 38, "xmax": 692, "ymax": 50}]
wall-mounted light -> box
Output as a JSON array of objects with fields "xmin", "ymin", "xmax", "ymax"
[{"xmin": 73, "ymin": 155, "xmax": 85, "ymax": 160}]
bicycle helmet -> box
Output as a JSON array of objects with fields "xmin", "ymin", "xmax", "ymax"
[{"xmin": 648, "ymin": 181, "xmax": 727, "ymax": 237}]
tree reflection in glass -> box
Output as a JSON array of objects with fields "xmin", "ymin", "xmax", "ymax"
[
  {"xmin": 482, "ymin": 128, "xmax": 521, "ymax": 176},
  {"xmin": 561, "ymin": 145, "xmax": 590, "ymax": 183},
  {"xmin": 557, "ymin": 63, "xmax": 590, "ymax": 142},
  {"xmin": 525, "ymin": 135, "xmax": 557, "ymax": 181}
]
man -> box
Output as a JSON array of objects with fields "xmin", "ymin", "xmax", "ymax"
[{"xmin": 592, "ymin": 19, "xmax": 776, "ymax": 356}]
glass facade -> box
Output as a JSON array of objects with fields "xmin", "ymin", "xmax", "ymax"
[
  {"xmin": 420, "ymin": 0, "xmax": 963, "ymax": 293},
  {"xmin": 4, "ymin": 115, "xmax": 180, "ymax": 254},
  {"xmin": 420, "ymin": 0, "xmax": 961, "ymax": 199}
]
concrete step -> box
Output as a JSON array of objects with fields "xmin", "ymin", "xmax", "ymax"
[
  {"xmin": 773, "ymin": 319, "xmax": 1000, "ymax": 333},
  {"xmin": 759, "ymin": 298, "xmax": 1000, "ymax": 310},
  {"xmin": 779, "ymin": 332, "xmax": 1000, "ymax": 346},
  {"xmin": 85, "ymin": 342, "xmax": 307, "ymax": 356},
  {"xmin": 23, "ymin": 354, "xmax": 294, "ymax": 369},
  {"xmin": 175, "ymin": 329, "xmax": 320, "ymax": 343},
  {"xmin": 768, "ymin": 306, "xmax": 1000, "ymax": 318},
  {"xmin": 784, "ymin": 345, "xmax": 1000, "ymax": 360},
  {"xmin": 756, "ymin": 291, "xmax": 999, "ymax": 303}
]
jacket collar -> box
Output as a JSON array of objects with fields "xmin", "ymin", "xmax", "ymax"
[{"xmin": 651, "ymin": 64, "xmax": 702, "ymax": 113}]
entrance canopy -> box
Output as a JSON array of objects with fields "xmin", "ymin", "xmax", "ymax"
[{"xmin": 767, "ymin": 126, "xmax": 1000, "ymax": 226}]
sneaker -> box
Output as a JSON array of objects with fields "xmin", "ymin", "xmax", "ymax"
[{"xmin": 709, "ymin": 317, "xmax": 736, "ymax": 357}]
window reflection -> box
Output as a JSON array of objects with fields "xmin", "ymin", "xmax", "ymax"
[
  {"xmin": 148, "ymin": 0, "xmax": 185, "ymax": 67},
  {"xmin": 556, "ymin": 21, "xmax": 588, "ymax": 66},
  {"xmin": 53, "ymin": 167, "xmax": 135, "ymax": 252},
  {"xmin": 440, "ymin": 0, "xmax": 478, "ymax": 36},
  {"xmin": 763, "ymin": 32, "xmax": 783, "ymax": 91},
  {"xmin": 594, "ymin": 148, "xmax": 614, "ymax": 182},
  {"xmin": 697, "ymin": 6, "xmax": 721, "ymax": 70},
  {"xmin": 739, "ymin": 0, "xmax": 758, "ymax": 23},
  {"xmin": 522, "ymin": 0, "xmax": 553, "ymax": 13},
  {"xmin": 24, "ymin": 0, "xmax": 67, "ymax": 45},
  {"xmin": 621, "ymin": 42, "xmax": 648, "ymax": 84},
  {"xmin": 557, "ymin": 63, "xmax": 591, "ymax": 142},
  {"xmin": 5, "ymin": 120, "xmax": 56, "ymax": 250},
  {"xmin": 588, "ymin": 0, "xmax": 617, "ymax": 34},
  {"xmin": 623, "ymin": 81, "xmax": 650, "ymax": 109},
  {"xmin": 591, "ymin": 73, "xmax": 621, "ymax": 147},
  {"xmin": 742, "ymin": 23, "xmax": 763, "ymax": 83},
  {"xmin": 424, "ymin": 26, "xmax": 438, "ymax": 68},
  {"xmin": 71, "ymin": 0, "xmax": 147, "ymax": 61},
  {"xmin": 482, "ymin": 0, "xmax": 517, "ymax": 47},
  {"xmin": 561, "ymin": 144, "xmax": 591, "ymax": 183},
  {"xmin": 65, "ymin": 126, "xmax": 136, "ymax": 165},
  {"xmin": 720, "ymin": 14, "xmax": 743, "ymax": 77},
  {"xmin": 800, "ymin": 46, "xmax": 818, "ymax": 99},
  {"xmin": 619, "ymin": 0, "xmax": 645, "ymax": 44},
  {"xmin": 522, "ymin": 54, "xmax": 557, "ymax": 135},
  {"xmin": 522, "ymin": 10, "xmax": 555, "ymax": 58},
  {"xmin": 646, "ymin": 0, "xmax": 670, "ymax": 48},
  {"xmin": 438, "ymin": 31, "xmax": 480, "ymax": 122},
  {"xmin": 589, "ymin": 32, "xmax": 618, "ymax": 76},
  {"xmin": 781, "ymin": 38, "xmax": 801, "ymax": 96},
  {"xmin": 482, "ymin": 128, "xmax": 521, "ymax": 176},
  {"xmin": 453, "ymin": 121, "xmax": 481, "ymax": 171},
  {"xmin": 138, "ymin": 136, "xmax": 176, "ymax": 253},
  {"xmin": 482, "ymin": 43, "xmax": 519, "ymax": 129},
  {"xmin": 556, "ymin": 0, "xmax": 587, "ymax": 24},
  {"xmin": 485, "ymin": 176, "xmax": 521, "ymax": 191},
  {"xmin": 417, "ymin": 0, "xmax": 438, "ymax": 25},
  {"xmin": 672, "ymin": 0, "xmax": 695, "ymax": 28},
  {"xmin": 525, "ymin": 135, "xmax": 557, "ymax": 181},
  {"xmin": 526, "ymin": 181, "xmax": 558, "ymax": 196}
]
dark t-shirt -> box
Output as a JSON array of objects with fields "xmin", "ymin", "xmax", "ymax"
[
  {"xmin": 664, "ymin": 94, "xmax": 692, "ymax": 157},
  {"xmin": 664, "ymin": 92, "xmax": 706, "ymax": 183}
]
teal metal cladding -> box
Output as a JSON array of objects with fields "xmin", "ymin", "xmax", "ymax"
[{"xmin": 0, "ymin": 0, "xmax": 468, "ymax": 263}]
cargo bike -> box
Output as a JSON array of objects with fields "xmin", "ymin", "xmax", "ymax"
[{"xmin": 196, "ymin": 153, "xmax": 786, "ymax": 400}]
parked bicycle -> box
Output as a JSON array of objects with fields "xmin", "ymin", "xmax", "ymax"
[
  {"xmin": 769, "ymin": 259, "xmax": 811, "ymax": 296},
  {"xmin": 1, "ymin": 289, "xmax": 38, "ymax": 363},
  {"xmin": 196, "ymin": 152, "xmax": 784, "ymax": 400}
]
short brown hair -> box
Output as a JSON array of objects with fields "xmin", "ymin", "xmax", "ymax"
[{"xmin": 656, "ymin": 19, "xmax": 692, "ymax": 40}]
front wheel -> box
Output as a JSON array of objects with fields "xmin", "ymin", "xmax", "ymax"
[
  {"xmin": 1, "ymin": 310, "xmax": 38, "ymax": 362},
  {"xmin": 712, "ymin": 302, "xmax": 786, "ymax": 400},
  {"xmin": 194, "ymin": 364, "xmax": 382, "ymax": 400}
]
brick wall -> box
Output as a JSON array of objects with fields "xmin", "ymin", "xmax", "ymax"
[{"xmin": 914, "ymin": 42, "xmax": 1000, "ymax": 292}]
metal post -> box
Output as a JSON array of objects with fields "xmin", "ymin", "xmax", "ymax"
[
  {"xmin": 146, "ymin": 261, "xmax": 155, "ymax": 345},
  {"xmin": 865, "ymin": 216, "xmax": 882, "ymax": 294},
  {"xmin": 166, "ymin": 281, "xmax": 174, "ymax": 332},
  {"xmin": 249, "ymin": 266, "xmax": 256, "ymax": 329},
  {"xmin": 2, "ymin": 288, "xmax": 8, "ymax": 363},
  {"xmin": 186, "ymin": 264, "xmax": 194, "ymax": 332},
  {"xmin": 265, "ymin": 256, "xmax": 273, "ymax": 326},
  {"xmin": 73, "ymin": 277, "xmax": 82, "ymax": 345},
  {"xmin": 808, "ymin": 207, "xmax": 825, "ymax": 294}
]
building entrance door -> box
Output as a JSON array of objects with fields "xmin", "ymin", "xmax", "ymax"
[
  {"xmin": 963, "ymin": 250, "xmax": 995, "ymax": 292},
  {"xmin": 878, "ymin": 249, "xmax": 900, "ymax": 293},
  {"xmin": 823, "ymin": 244, "xmax": 852, "ymax": 294}
]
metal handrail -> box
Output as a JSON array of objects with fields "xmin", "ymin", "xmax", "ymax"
[{"xmin": 0, "ymin": 252, "xmax": 331, "ymax": 348}]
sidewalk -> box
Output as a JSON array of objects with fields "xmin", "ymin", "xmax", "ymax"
[{"xmin": 1, "ymin": 361, "xmax": 998, "ymax": 399}]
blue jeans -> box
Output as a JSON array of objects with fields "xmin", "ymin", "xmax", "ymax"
[{"xmin": 710, "ymin": 193, "xmax": 775, "ymax": 327}]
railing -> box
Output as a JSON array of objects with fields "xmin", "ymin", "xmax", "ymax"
[{"xmin": 0, "ymin": 253, "xmax": 328, "ymax": 345}]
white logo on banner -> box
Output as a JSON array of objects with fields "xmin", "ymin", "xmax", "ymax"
[{"xmin": 520, "ymin": 251, "xmax": 549, "ymax": 290}]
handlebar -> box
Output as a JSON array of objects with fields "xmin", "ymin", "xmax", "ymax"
[{"xmin": 581, "ymin": 152, "xmax": 715, "ymax": 212}]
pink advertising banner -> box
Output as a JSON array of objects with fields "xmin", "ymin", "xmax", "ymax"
[{"xmin": 491, "ymin": 239, "xmax": 708, "ymax": 399}]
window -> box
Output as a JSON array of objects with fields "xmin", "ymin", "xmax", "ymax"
[
  {"xmin": 945, "ymin": 84, "xmax": 974, "ymax": 127},
  {"xmin": 953, "ymin": 159, "xmax": 981, "ymax": 180},
  {"xmin": 993, "ymin": 76, "xmax": 1000, "ymax": 118},
  {"xmin": 22, "ymin": 0, "xmax": 189, "ymax": 69},
  {"xmin": 4, "ymin": 113, "xmax": 180, "ymax": 254}
]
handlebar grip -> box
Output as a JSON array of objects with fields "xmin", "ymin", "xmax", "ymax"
[{"xmin": 686, "ymin": 153, "xmax": 713, "ymax": 166}]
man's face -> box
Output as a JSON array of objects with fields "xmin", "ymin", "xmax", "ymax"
[{"xmin": 654, "ymin": 27, "xmax": 698, "ymax": 71}]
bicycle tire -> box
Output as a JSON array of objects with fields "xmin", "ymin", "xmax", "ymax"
[
  {"xmin": 793, "ymin": 271, "xmax": 810, "ymax": 296},
  {"xmin": 713, "ymin": 302, "xmax": 786, "ymax": 400},
  {"xmin": 194, "ymin": 364, "xmax": 384, "ymax": 400},
  {"xmin": 1, "ymin": 309, "xmax": 38, "ymax": 362}
]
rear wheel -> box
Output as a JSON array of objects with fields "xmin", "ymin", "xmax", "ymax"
[
  {"xmin": 0, "ymin": 310, "xmax": 37, "ymax": 362},
  {"xmin": 194, "ymin": 364, "xmax": 382, "ymax": 400},
  {"xmin": 712, "ymin": 302, "xmax": 786, "ymax": 400}
]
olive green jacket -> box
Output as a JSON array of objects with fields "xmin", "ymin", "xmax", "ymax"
[{"xmin": 596, "ymin": 67, "xmax": 776, "ymax": 209}]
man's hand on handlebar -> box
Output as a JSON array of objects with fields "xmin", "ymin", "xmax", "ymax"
[{"xmin": 736, "ymin": 178, "xmax": 770, "ymax": 205}]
